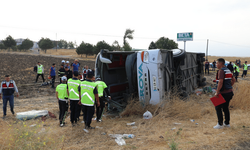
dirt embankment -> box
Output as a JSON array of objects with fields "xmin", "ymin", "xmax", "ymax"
[{"xmin": 0, "ymin": 53, "xmax": 95, "ymax": 99}]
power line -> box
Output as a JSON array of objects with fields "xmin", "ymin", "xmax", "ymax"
[{"xmin": 210, "ymin": 40, "xmax": 250, "ymax": 48}]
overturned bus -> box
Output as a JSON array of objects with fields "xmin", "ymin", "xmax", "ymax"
[{"xmin": 95, "ymin": 49, "xmax": 206, "ymax": 111}]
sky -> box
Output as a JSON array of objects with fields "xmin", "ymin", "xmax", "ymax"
[{"xmin": 0, "ymin": 0, "xmax": 250, "ymax": 56}]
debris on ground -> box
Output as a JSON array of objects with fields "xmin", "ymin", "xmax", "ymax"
[
  {"xmin": 143, "ymin": 110, "xmax": 153, "ymax": 119},
  {"xmin": 16, "ymin": 110, "xmax": 48, "ymax": 120},
  {"xmin": 174, "ymin": 123, "xmax": 182, "ymax": 125},
  {"xmin": 126, "ymin": 122, "xmax": 136, "ymax": 126},
  {"xmin": 83, "ymin": 129, "xmax": 89, "ymax": 133}
]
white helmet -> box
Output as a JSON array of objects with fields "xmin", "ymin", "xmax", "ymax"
[
  {"xmin": 66, "ymin": 61, "xmax": 69, "ymax": 63},
  {"xmin": 62, "ymin": 60, "xmax": 65, "ymax": 63}
]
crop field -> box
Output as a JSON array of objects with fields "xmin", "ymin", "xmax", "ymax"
[{"xmin": 0, "ymin": 52, "xmax": 250, "ymax": 150}]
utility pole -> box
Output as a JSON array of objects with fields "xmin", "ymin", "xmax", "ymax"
[
  {"xmin": 56, "ymin": 33, "xmax": 57, "ymax": 52},
  {"xmin": 206, "ymin": 39, "xmax": 209, "ymax": 60}
]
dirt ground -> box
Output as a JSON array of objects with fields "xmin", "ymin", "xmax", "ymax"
[
  {"xmin": 1, "ymin": 52, "xmax": 250, "ymax": 150},
  {"xmin": 0, "ymin": 53, "xmax": 95, "ymax": 99}
]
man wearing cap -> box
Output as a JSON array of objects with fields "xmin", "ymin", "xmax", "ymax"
[
  {"xmin": 0, "ymin": 75, "xmax": 19, "ymax": 119},
  {"xmin": 49, "ymin": 63, "xmax": 56, "ymax": 88},
  {"xmin": 58, "ymin": 65, "xmax": 66, "ymax": 83},
  {"xmin": 95, "ymin": 78, "xmax": 111, "ymax": 122},
  {"xmin": 56, "ymin": 76, "xmax": 68, "ymax": 127},
  {"xmin": 67, "ymin": 71, "xmax": 81, "ymax": 126},
  {"xmin": 61, "ymin": 60, "xmax": 65, "ymax": 66},
  {"xmin": 65, "ymin": 61, "xmax": 70, "ymax": 70},
  {"xmin": 35, "ymin": 62, "xmax": 45, "ymax": 83},
  {"xmin": 79, "ymin": 71, "xmax": 100, "ymax": 129}
]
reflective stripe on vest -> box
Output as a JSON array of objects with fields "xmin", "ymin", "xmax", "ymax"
[
  {"xmin": 67, "ymin": 79, "xmax": 81, "ymax": 100},
  {"xmin": 37, "ymin": 65, "xmax": 43, "ymax": 74},
  {"xmin": 95, "ymin": 81, "xmax": 107, "ymax": 97},
  {"xmin": 80, "ymin": 81, "xmax": 97, "ymax": 106},
  {"xmin": 56, "ymin": 84, "xmax": 68, "ymax": 101}
]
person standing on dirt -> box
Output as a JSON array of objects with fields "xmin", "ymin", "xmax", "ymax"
[
  {"xmin": 83, "ymin": 65, "xmax": 91, "ymax": 80},
  {"xmin": 242, "ymin": 61, "xmax": 248, "ymax": 78},
  {"xmin": 212, "ymin": 60, "xmax": 216, "ymax": 71},
  {"xmin": 67, "ymin": 71, "xmax": 81, "ymax": 126},
  {"xmin": 65, "ymin": 61, "xmax": 70, "ymax": 70},
  {"xmin": 64, "ymin": 66, "xmax": 72, "ymax": 80},
  {"xmin": 0, "ymin": 75, "xmax": 19, "ymax": 119},
  {"xmin": 227, "ymin": 62, "xmax": 234, "ymax": 73},
  {"xmin": 213, "ymin": 58, "xmax": 235, "ymax": 129},
  {"xmin": 78, "ymin": 71, "xmax": 100, "ymax": 129},
  {"xmin": 49, "ymin": 63, "xmax": 56, "ymax": 88},
  {"xmin": 58, "ymin": 65, "xmax": 65, "ymax": 83},
  {"xmin": 205, "ymin": 60, "xmax": 210, "ymax": 74},
  {"xmin": 234, "ymin": 63, "xmax": 240, "ymax": 82},
  {"xmin": 35, "ymin": 62, "xmax": 45, "ymax": 83},
  {"xmin": 56, "ymin": 76, "xmax": 68, "ymax": 127},
  {"xmin": 72, "ymin": 59, "xmax": 79, "ymax": 73},
  {"xmin": 95, "ymin": 78, "xmax": 111, "ymax": 122}
]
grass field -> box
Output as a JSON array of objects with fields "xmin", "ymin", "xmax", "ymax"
[{"xmin": 1, "ymin": 76, "xmax": 250, "ymax": 149}]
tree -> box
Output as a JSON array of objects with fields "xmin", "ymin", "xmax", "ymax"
[
  {"xmin": 94, "ymin": 40, "xmax": 112, "ymax": 58},
  {"xmin": 18, "ymin": 38, "xmax": 33, "ymax": 51},
  {"xmin": 155, "ymin": 37, "xmax": 178, "ymax": 50},
  {"xmin": 0, "ymin": 43, "xmax": 6, "ymax": 50},
  {"xmin": 38, "ymin": 38, "xmax": 54, "ymax": 53},
  {"xmin": 123, "ymin": 42, "xmax": 132, "ymax": 51},
  {"xmin": 148, "ymin": 41, "xmax": 157, "ymax": 49},
  {"xmin": 2, "ymin": 35, "xmax": 16, "ymax": 51},
  {"xmin": 76, "ymin": 42, "xmax": 94, "ymax": 58},
  {"xmin": 112, "ymin": 40, "xmax": 121, "ymax": 51},
  {"xmin": 68, "ymin": 41, "xmax": 74, "ymax": 49},
  {"xmin": 57, "ymin": 39, "xmax": 68, "ymax": 49},
  {"xmin": 123, "ymin": 29, "xmax": 134, "ymax": 46}
]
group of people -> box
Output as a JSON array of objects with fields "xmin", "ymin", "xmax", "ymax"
[
  {"xmin": 205, "ymin": 59, "xmax": 248, "ymax": 82},
  {"xmin": 56, "ymin": 70, "xmax": 111, "ymax": 129},
  {"xmin": 35, "ymin": 59, "xmax": 93, "ymax": 88},
  {"xmin": 226, "ymin": 61, "xmax": 248, "ymax": 82}
]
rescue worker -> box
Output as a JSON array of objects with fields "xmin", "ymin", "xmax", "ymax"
[
  {"xmin": 78, "ymin": 71, "xmax": 100, "ymax": 129},
  {"xmin": 242, "ymin": 61, "xmax": 248, "ymax": 78},
  {"xmin": 234, "ymin": 63, "xmax": 240, "ymax": 82},
  {"xmin": 58, "ymin": 65, "xmax": 65, "ymax": 83},
  {"xmin": 0, "ymin": 75, "xmax": 19, "ymax": 119},
  {"xmin": 214, "ymin": 58, "xmax": 235, "ymax": 129},
  {"xmin": 67, "ymin": 71, "xmax": 81, "ymax": 126},
  {"xmin": 64, "ymin": 66, "xmax": 72, "ymax": 80},
  {"xmin": 56, "ymin": 76, "xmax": 68, "ymax": 127},
  {"xmin": 95, "ymin": 78, "xmax": 111, "ymax": 122},
  {"xmin": 35, "ymin": 62, "xmax": 45, "ymax": 83},
  {"xmin": 49, "ymin": 63, "xmax": 56, "ymax": 88}
]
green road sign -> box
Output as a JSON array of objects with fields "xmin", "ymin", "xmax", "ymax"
[{"xmin": 177, "ymin": 32, "xmax": 193, "ymax": 41}]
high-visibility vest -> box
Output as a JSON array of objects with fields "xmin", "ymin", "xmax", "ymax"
[
  {"xmin": 37, "ymin": 65, "xmax": 43, "ymax": 74},
  {"xmin": 67, "ymin": 78, "xmax": 81, "ymax": 100},
  {"xmin": 244, "ymin": 63, "xmax": 248, "ymax": 70},
  {"xmin": 80, "ymin": 81, "xmax": 97, "ymax": 106},
  {"xmin": 95, "ymin": 81, "xmax": 107, "ymax": 97},
  {"xmin": 234, "ymin": 65, "xmax": 240, "ymax": 73},
  {"xmin": 56, "ymin": 83, "xmax": 68, "ymax": 101}
]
